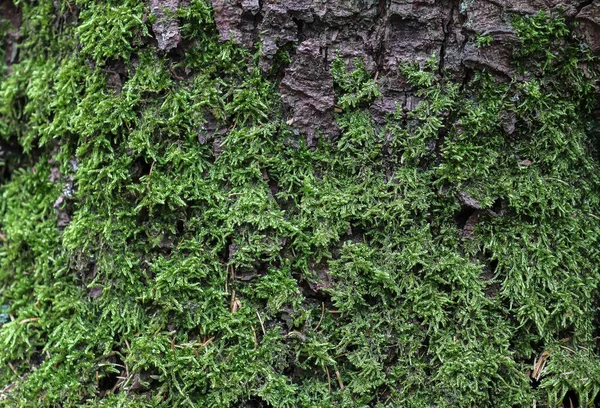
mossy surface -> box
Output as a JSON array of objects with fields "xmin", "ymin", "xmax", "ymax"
[{"xmin": 1, "ymin": 2, "xmax": 600, "ymax": 407}]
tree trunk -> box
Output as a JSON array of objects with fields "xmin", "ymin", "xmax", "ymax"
[{"xmin": 1, "ymin": 0, "xmax": 600, "ymax": 407}]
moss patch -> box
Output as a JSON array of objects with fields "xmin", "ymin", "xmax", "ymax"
[{"xmin": 1, "ymin": 2, "xmax": 600, "ymax": 407}]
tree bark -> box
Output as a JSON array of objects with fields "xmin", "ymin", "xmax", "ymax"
[{"xmin": 1, "ymin": 1, "xmax": 600, "ymax": 407}]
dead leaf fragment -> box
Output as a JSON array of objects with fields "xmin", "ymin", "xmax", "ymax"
[{"xmin": 518, "ymin": 159, "xmax": 532, "ymax": 166}]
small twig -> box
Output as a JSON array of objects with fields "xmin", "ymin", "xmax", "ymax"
[
  {"xmin": 231, "ymin": 291, "xmax": 241, "ymax": 313},
  {"xmin": 256, "ymin": 311, "xmax": 266, "ymax": 335},
  {"xmin": 111, "ymin": 375, "xmax": 123, "ymax": 393},
  {"xmin": 544, "ymin": 177, "xmax": 570, "ymax": 187},
  {"xmin": 588, "ymin": 212, "xmax": 600, "ymax": 221},
  {"xmin": 230, "ymin": 117, "xmax": 239, "ymax": 132},
  {"xmin": 537, "ymin": 359, "xmax": 547, "ymax": 381},
  {"xmin": 18, "ymin": 318, "xmax": 39, "ymax": 325},
  {"xmin": 286, "ymin": 331, "xmax": 307, "ymax": 341},
  {"xmin": 335, "ymin": 368, "xmax": 344, "ymax": 390},
  {"xmin": 7, "ymin": 363, "xmax": 17, "ymax": 376},
  {"xmin": 560, "ymin": 345, "xmax": 576, "ymax": 354},
  {"xmin": 145, "ymin": 161, "xmax": 155, "ymax": 189},
  {"xmin": 326, "ymin": 367, "xmax": 331, "ymax": 393},
  {"xmin": 198, "ymin": 337, "xmax": 214, "ymax": 348},
  {"xmin": 314, "ymin": 302, "xmax": 325, "ymax": 332},
  {"xmin": 0, "ymin": 382, "xmax": 16, "ymax": 400},
  {"xmin": 174, "ymin": 336, "xmax": 214, "ymax": 349},
  {"xmin": 532, "ymin": 350, "xmax": 550, "ymax": 381}
]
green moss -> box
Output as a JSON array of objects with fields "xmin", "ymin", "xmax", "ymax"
[{"xmin": 0, "ymin": 3, "xmax": 599, "ymax": 407}]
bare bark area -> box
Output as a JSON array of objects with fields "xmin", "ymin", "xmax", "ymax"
[
  {"xmin": 1, "ymin": 0, "xmax": 21, "ymax": 69},
  {"xmin": 150, "ymin": 0, "xmax": 182, "ymax": 51},
  {"xmin": 211, "ymin": 0, "xmax": 599, "ymax": 140}
]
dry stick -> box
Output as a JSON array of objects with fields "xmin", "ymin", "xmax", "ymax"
[
  {"xmin": 0, "ymin": 382, "xmax": 15, "ymax": 400},
  {"xmin": 326, "ymin": 367, "xmax": 331, "ymax": 393},
  {"xmin": 314, "ymin": 302, "xmax": 325, "ymax": 332},
  {"xmin": 230, "ymin": 290, "xmax": 236, "ymax": 312},
  {"xmin": 18, "ymin": 318, "xmax": 39, "ymax": 325},
  {"xmin": 335, "ymin": 368, "xmax": 345, "ymax": 390},
  {"xmin": 111, "ymin": 374, "xmax": 123, "ymax": 393},
  {"xmin": 198, "ymin": 337, "xmax": 214, "ymax": 348},
  {"xmin": 537, "ymin": 359, "xmax": 547, "ymax": 381},
  {"xmin": 560, "ymin": 345, "xmax": 576, "ymax": 354},
  {"xmin": 122, "ymin": 374, "xmax": 135, "ymax": 392},
  {"xmin": 174, "ymin": 336, "xmax": 214, "ymax": 349},
  {"xmin": 7, "ymin": 363, "xmax": 17, "ymax": 376},
  {"xmin": 588, "ymin": 212, "xmax": 600, "ymax": 221},
  {"xmin": 256, "ymin": 311, "xmax": 266, "ymax": 335},
  {"xmin": 544, "ymin": 177, "xmax": 570, "ymax": 187},
  {"xmin": 146, "ymin": 161, "xmax": 155, "ymax": 189},
  {"xmin": 230, "ymin": 117, "xmax": 239, "ymax": 132}
]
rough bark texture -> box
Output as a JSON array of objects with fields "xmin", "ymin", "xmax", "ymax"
[
  {"xmin": 149, "ymin": 0, "xmax": 182, "ymax": 51},
  {"xmin": 2, "ymin": 1, "xmax": 600, "ymax": 407},
  {"xmin": 212, "ymin": 0, "xmax": 598, "ymax": 139}
]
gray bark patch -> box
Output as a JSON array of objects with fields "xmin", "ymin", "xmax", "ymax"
[{"xmin": 149, "ymin": 0, "xmax": 181, "ymax": 51}]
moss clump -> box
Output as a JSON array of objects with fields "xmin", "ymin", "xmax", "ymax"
[{"xmin": 1, "ymin": 2, "xmax": 600, "ymax": 407}]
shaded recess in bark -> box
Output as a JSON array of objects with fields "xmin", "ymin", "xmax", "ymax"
[{"xmin": 1, "ymin": 0, "xmax": 21, "ymax": 69}]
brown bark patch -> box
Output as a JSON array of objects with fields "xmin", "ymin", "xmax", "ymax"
[{"xmin": 1, "ymin": 0, "xmax": 22, "ymax": 68}]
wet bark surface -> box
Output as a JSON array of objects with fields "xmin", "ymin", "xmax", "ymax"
[{"xmin": 209, "ymin": 0, "xmax": 599, "ymax": 141}]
